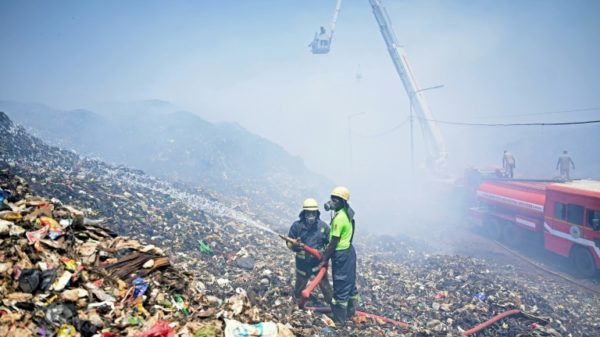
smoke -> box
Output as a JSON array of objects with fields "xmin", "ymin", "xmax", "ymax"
[{"xmin": 1, "ymin": 1, "xmax": 599, "ymax": 238}]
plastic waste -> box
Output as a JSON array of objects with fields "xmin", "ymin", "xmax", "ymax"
[
  {"xmin": 435, "ymin": 291, "xmax": 449, "ymax": 299},
  {"xmin": 197, "ymin": 240, "xmax": 213, "ymax": 254},
  {"xmin": 39, "ymin": 216, "xmax": 65, "ymax": 239},
  {"xmin": 51, "ymin": 271, "xmax": 73, "ymax": 291},
  {"xmin": 133, "ymin": 277, "xmax": 149, "ymax": 298},
  {"xmin": 174, "ymin": 294, "xmax": 190, "ymax": 316},
  {"xmin": 193, "ymin": 326, "xmax": 216, "ymax": 337},
  {"xmin": 35, "ymin": 326, "xmax": 52, "ymax": 337},
  {"xmin": 56, "ymin": 324, "xmax": 77, "ymax": 337},
  {"xmin": 0, "ymin": 189, "xmax": 9, "ymax": 203},
  {"xmin": 134, "ymin": 320, "xmax": 175, "ymax": 337},
  {"xmin": 60, "ymin": 257, "xmax": 78, "ymax": 272},
  {"xmin": 474, "ymin": 292, "xmax": 487, "ymax": 301},
  {"xmin": 26, "ymin": 227, "xmax": 48, "ymax": 244},
  {"xmin": 100, "ymin": 333, "xmax": 119, "ymax": 337},
  {"xmin": 224, "ymin": 319, "xmax": 278, "ymax": 337},
  {"xmin": 46, "ymin": 302, "xmax": 77, "ymax": 325},
  {"xmin": 129, "ymin": 315, "xmax": 142, "ymax": 326},
  {"xmin": 19, "ymin": 268, "xmax": 41, "ymax": 293},
  {"xmin": 40, "ymin": 268, "xmax": 58, "ymax": 291}
]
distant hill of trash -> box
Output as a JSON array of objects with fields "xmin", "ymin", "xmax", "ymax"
[{"xmin": 0, "ymin": 100, "xmax": 331, "ymax": 221}]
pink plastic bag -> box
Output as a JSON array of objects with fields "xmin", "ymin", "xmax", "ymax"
[{"xmin": 134, "ymin": 321, "xmax": 175, "ymax": 337}]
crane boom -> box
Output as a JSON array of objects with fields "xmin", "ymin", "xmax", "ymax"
[{"xmin": 369, "ymin": 0, "xmax": 447, "ymax": 167}]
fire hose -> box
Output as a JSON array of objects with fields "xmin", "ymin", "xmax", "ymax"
[
  {"xmin": 279, "ymin": 235, "xmax": 522, "ymax": 334},
  {"xmin": 461, "ymin": 309, "xmax": 521, "ymax": 336},
  {"xmin": 279, "ymin": 235, "xmax": 326, "ymax": 308},
  {"xmin": 280, "ymin": 235, "xmax": 408, "ymax": 329}
]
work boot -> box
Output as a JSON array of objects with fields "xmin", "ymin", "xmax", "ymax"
[
  {"xmin": 347, "ymin": 298, "xmax": 356, "ymax": 318},
  {"xmin": 331, "ymin": 303, "xmax": 347, "ymax": 326}
]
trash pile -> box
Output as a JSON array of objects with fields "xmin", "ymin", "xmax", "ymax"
[
  {"xmin": 0, "ymin": 169, "xmax": 300, "ymax": 337},
  {"xmin": 1, "ymin": 112, "xmax": 599, "ymax": 336}
]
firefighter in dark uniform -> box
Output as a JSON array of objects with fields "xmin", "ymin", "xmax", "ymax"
[
  {"xmin": 317, "ymin": 186, "xmax": 358, "ymax": 325},
  {"xmin": 287, "ymin": 198, "xmax": 333, "ymax": 305}
]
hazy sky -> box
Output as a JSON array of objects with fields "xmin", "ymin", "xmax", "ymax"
[{"xmin": 1, "ymin": 0, "xmax": 599, "ymax": 229}]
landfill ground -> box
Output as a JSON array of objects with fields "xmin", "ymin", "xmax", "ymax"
[{"xmin": 1, "ymin": 111, "xmax": 599, "ymax": 336}]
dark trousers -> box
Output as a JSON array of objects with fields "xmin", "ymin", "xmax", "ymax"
[
  {"xmin": 294, "ymin": 269, "xmax": 333, "ymax": 305},
  {"xmin": 331, "ymin": 245, "xmax": 358, "ymax": 322}
]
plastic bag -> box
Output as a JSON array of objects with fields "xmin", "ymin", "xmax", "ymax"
[
  {"xmin": 39, "ymin": 216, "xmax": 65, "ymax": 239},
  {"xmin": 197, "ymin": 240, "xmax": 213, "ymax": 254},
  {"xmin": 133, "ymin": 277, "xmax": 148, "ymax": 298},
  {"xmin": 40, "ymin": 268, "xmax": 58, "ymax": 291},
  {"xmin": 224, "ymin": 319, "xmax": 278, "ymax": 337},
  {"xmin": 19, "ymin": 268, "xmax": 41, "ymax": 293},
  {"xmin": 45, "ymin": 302, "xmax": 77, "ymax": 325},
  {"xmin": 134, "ymin": 321, "xmax": 175, "ymax": 337}
]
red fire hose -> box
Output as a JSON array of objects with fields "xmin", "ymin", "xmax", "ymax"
[
  {"xmin": 302, "ymin": 245, "xmax": 322, "ymax": 259},
  {"xmin": 461, "ymin": 309, "xmax": 521, "ymax": 336},
  {"xmin": 355, "ymin": 310, "xmax": 409, "ymax": 329},
  {"xmin": 295, "ymin": 241, "xmax": 521, "ymax": 335},
  {"xmin": 298, "ymin": 244, "xmax": 325, "ymax": 308},
  {"xmin": 299, "ymin": 265, "xmax": 327, "ymax": 308},
  {"xmin": 304, "ymin": 306, "xmax": 409, "ymax": 330},
  {"xmin": 298, "ymin": 244, "xmax": 409, "ymax": 329}
]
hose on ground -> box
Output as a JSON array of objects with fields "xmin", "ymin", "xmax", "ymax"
[{"xmin": 461, "ymin": 309, "xmax": 521, "ymax": 336}]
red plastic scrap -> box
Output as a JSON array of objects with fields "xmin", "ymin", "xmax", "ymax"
[
  {"xmin": 134, "ymin": 321, "xmax": 175, "ymax": 337},
  {"xmin": 100, "ymin": 333, "xmax": 119, "ymax": 337}
]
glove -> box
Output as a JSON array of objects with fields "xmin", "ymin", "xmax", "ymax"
[{"xmin": 293, "ymin": 242, "xmax": 304, "ymax": 252}]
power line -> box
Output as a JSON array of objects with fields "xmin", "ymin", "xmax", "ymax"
[
  {"xmin": 417, "ymin": 117, "xmax": 600, "ymax": 127},
  {"xmin": 479, "ymin": 107, "xmax": 600, "ymax": 119},
  {"xmin": 353, "ymin": 117, "xmax": 410, "ymax": 138}
]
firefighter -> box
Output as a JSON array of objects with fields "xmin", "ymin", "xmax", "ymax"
[
  {"xmin": 287, "ymin": 198, "xmax": 333, "ymax": 305},
  {"xmin": 556, "ymin": 150, "xmax": 575, "ymax": 180},
  {"xmin": 317, "ymin": 186, "xmax": 358, "ymax": 325},
  {"xmin": 502, "ymin": 150, "xmax": 516, "ymax": 178}
]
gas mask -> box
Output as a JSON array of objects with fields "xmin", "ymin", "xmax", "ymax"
[
  {"xmin": 305, "ymin": 211, "xmax": 318, "ymax": 225},
  {"xmin": 324, "ymin": 198, "xmax": 343, "ymax": 212}
]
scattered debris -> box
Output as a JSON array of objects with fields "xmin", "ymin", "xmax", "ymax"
[{"xmin": 1, "ymin": 111, "xmax": 599, "ymax": 336}]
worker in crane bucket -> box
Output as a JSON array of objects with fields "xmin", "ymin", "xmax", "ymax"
[
  {"xmin": 556, "ymin": 150, "xmax": 576, "ymax": 180},
  {"xmin": 286, "ymin": 198, "xmax": 333, "ymax": 305},
  {"xmin": 316, "ymin": 186, "xmax": 358, "ymax": 325},
  {"xmin": 502, "ymin": 150, "xmax": 516, "ymax": 178}
]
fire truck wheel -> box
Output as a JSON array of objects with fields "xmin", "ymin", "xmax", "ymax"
[
  {"xmin": 485, "ymin": 218, "xmax": 502, "ymax": 240},
  {"xmin": 570, "ymin": 246, "xmax": 597, "ymax": 278},
  {"xmin": 501, "ymin": 225, "xmax": 522, "ymax": 246}
]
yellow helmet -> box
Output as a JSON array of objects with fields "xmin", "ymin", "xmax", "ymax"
[
  {"xmin": 331, "ymin": 186, "xmax": 350, "ymax": 201},
  {"xmin": 302, "ymin": 198, "xmax": 319, "ymax": 211}
]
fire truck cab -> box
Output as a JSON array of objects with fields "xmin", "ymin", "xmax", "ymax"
[
  {"xmin": 544, "ymin": 180, "xmax": 600, "ymax": 277},
  {"xmin": 470, "ymin": 178, "xmax": 600, "ymax": 277}
]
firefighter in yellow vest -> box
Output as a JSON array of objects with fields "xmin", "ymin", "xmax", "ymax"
[{"xmin": 317, "ymin": 186, "xmax": 358, "ymax": 325}]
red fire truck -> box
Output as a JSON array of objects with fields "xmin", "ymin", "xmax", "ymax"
[{"xmin": 469, "ymin": 176, "xmax": 600, "ymax": 277}]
